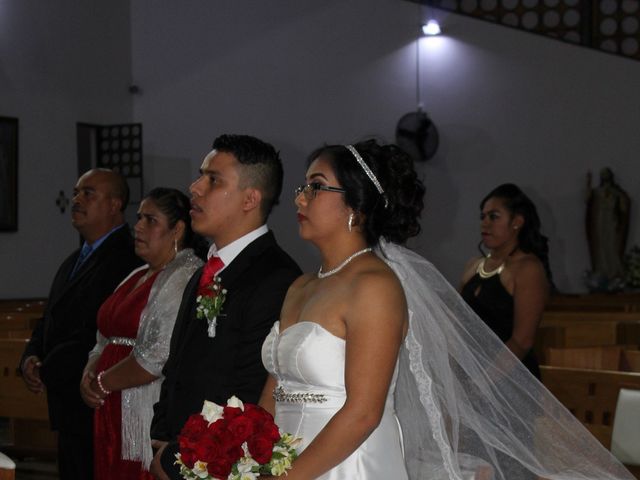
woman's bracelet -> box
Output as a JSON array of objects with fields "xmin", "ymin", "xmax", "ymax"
[{"xmin": 96, "ymin": 371, "xmax": 111, "ymax": 396}]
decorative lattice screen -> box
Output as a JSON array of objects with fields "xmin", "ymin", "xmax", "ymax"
[
  {"xmin": 410, "ymin": 0, "xmax": 640, "ymax": 61},
  {"xmin": 95, "ymin": 123, "xmax": 143, "ymax": 203}
]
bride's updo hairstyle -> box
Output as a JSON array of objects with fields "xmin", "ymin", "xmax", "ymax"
[{"xmin": 308, "ymin": 139, "xmax": 425, "ymax": 246}]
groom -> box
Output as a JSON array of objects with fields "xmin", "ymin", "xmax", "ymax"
[{"xmin": 150, "ymin": 134, "xmax": 301, "ymax": 479}]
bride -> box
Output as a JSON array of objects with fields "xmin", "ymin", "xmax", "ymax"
[{"xmin": 259, "ymin": 140, "xmax": 634, "ymax": 480}]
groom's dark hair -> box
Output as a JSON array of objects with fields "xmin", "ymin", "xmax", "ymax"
[{"xmin": 212, "ymin": 134, "xmax": 283, "ymax": 221}]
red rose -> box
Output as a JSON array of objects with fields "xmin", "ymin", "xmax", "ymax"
[
  {"xmin": 208, "ymin": 418, "xmax": 229, "ymax": 439},
  {"xmin": 247, "ymin": 434, "xmax": 275, "ymax": 464},
  {"xmin": 206, "ymin": 456, "xmax": 234, "ymax": 479},
  {"xmin": 262, "ymin": 421, "xmax": 280, "ymax": 443},
  {"xmin": 227, "ymin": 415, "xmax": 255, "ymax": 445},
  {"xmin": 206, "ymin": 444, "xmax": 242, "ymax": 479},
  {"xmin": 243, "ymin": 405, "xmax": 280, "ymax": 443},
  {"xmin": 178, "ymin": 414, "xmax": 212, "ymax": 467},
  {"xmin": 180, "ymin": 413, "xmax": 209, "ymax": 439},
  {"xmin": 244, "ymin": 404, "xmax": 271, "ymax": 425},
  {"xmin": 223, "ymin": 405, "xmax": 243, "ymax": 420},
  {"xmin": 178, "ymin": 447, "xmax": 197, "ymax": 469},
  {"xmin": 193, "ymin": 434, "xmax": 222, "ymax": 463}
]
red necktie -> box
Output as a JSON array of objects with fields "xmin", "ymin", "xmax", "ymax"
[{"xmin": 198, "ymin": 256, "xmax": 224, "ymax": 295}]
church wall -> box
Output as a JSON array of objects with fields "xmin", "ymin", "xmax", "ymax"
[
  {"xmin": 130, "ymin": 0, "xmax": 640, "ymax": 293},
  {"xmin": 0, "ymin": 0, "xmax": 133, "ymax": 297}
]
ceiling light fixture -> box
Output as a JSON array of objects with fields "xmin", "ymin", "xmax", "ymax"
[{"xmin": 422, "ymin": 19, "xmax": 441, "ymax": 36}]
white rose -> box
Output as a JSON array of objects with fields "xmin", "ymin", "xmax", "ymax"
[
  {"xmin": 193, "ymin": 460, "xmax": 209, "ymax": 478},
  {"xmin": 236, "ymin": 456, "xmax": 259, "ymax": 472},
  {"xmin": 280, "ymin": 432, "xmax": 302, "ymax": 449},
  {"xmin": 227, "ymin": 395, "xmax": 245, "ymax": 411},
  {"xmin": 270, "ymin": 461, "xmax": 287, "ymax": 476},
  {"xmin": 201, "ymin": 400, "xmax": 224, "ymax": 424},
  {"xmin": 239, "ymin": 473, "xmax": 258, "ymax": 480}
]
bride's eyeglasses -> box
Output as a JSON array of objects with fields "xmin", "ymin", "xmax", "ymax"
[{"xmin": 295, "ymin": 182, "xmax": 345, "ymax": 201}]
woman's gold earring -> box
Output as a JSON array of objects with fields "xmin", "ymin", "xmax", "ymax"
[
  {"xmin": 348, "ymin": 213, "xmax": 354, "ymax": 232},
  {"xmin": 174, "ymin": 238, "xmax": 178, "ymax": 253}
]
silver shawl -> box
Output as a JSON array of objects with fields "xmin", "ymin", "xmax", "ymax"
[{"xmin": 90, "ymin": 248, "xmax": 203, "ymax": 468}]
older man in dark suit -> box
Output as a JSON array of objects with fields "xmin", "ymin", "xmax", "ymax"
[
  {"xmin": 150, "ymin": 135, "xmax": 301, "ymax": 480},
  {"xmin": 21, "ymin": 168, "xmax": 142, "ymax": 479}
]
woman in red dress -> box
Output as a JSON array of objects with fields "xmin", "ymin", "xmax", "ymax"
[{"xmin": 80, "ymin": 188, "xmax": 204, "ymax": 479}]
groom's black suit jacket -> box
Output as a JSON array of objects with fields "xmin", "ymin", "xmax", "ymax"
[{"xmin": 151, "ymin": 231, "xmax": 301, "ymax": 477}]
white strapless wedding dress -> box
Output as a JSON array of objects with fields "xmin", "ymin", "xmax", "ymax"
[{"xmin": 262, "ymin": 321, "xmax": 408, "ymax": 480}]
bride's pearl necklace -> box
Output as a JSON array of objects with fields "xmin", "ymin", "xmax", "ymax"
[{"xmin": 317, "ymin": 247, "xmax": 373, "ymax": 279}]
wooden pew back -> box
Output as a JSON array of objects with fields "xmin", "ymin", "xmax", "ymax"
[
  {"xmin": 624, "ymin": 350, "xmax": 640, "ymax": 373},
  {"xmin": 535, "ymin": 320, "xmax": 640, "ymax": 364},
  {"xmin": 545, "ymin": 346, "xmax": 624, "ymax": 370},
  {"xmin": 535, "ymin": 322, "xmax": 617, "ymax": 363},
  {"xmin": 547, "ymin": 293, "xmax": 640, "ymax": 312},
  {"xmin": 0, "ymin": 338, "xmax": 48, "ymax": 421},
  {"xmin": 540, "ymin": 366, "xmax": 640, "ymax": 449},
  {"xmin": 542, "ymin": 310, "xmax": 640, "ymax": 325},
  {"xmin": 0, "ymin": 299, "xmax": 46, "ymax": 314},
  {"xmin": 0, "ymin": 313, "xmax": 39, "ymax": 335}
]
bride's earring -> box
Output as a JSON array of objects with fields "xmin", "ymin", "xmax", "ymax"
[{"xmin": 348, "ymin": 213, "xmax": 354, "ymax": 232}]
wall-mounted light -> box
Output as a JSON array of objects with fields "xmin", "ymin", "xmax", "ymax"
[{"xmin": 422, "ymin": 20, "xmax": 441, "ymax": 36}]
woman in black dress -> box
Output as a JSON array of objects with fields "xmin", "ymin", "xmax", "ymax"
[{"xmin": 460, "ymin": 183, "xmax": 551, "ymax": 378}]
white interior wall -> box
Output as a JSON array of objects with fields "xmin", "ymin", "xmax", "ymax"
[
  {"xmin": 0, "ymin": 0, "xmax": 133, "ymax": 297},
  {"xmin": 1, "ymin": 0, "xmax": 638, "ymax": 297},
  {"xmin": 131, "ymin": 0, "xmax": 640, "ymax": 293}
]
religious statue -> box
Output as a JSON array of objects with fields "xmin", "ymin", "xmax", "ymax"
[{"xmin": 585, "ymin": 167, "xmax": 631, "ymax": 291}]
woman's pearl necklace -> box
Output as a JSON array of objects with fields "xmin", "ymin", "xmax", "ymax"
[{"xmin": 317, "ymin": 247, "xmax": 373, "ymax": 279}]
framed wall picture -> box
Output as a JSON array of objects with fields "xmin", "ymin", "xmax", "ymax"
[{"xmin": 0, "ymin": 116, "xmax": 18, "ymax": 231}]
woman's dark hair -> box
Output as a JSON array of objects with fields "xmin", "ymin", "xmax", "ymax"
[
  {"xmin": 480, "ymin": 183, "xmax": 552, "ymax": 281},
  {"xmin": 144, "ymin": 187, "xmax": 209, "ymax": 259},
  {"xmin": 307, "ymin": 139, "xmax": 425, "ymax": 246}
]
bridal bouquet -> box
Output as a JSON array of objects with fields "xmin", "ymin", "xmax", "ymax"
[{"xmin": 175, "ymin": 396, "xmax": 300, "ymax": 480}]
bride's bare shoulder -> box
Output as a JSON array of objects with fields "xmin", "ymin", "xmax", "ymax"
[{"xmin": 348, "ymin": 258, "xmax": 405, "ymax": 302}]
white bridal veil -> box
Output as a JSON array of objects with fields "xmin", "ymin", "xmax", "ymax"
[{"xmin": 377, "ymin": 240, "xmax": 634, "ymax": 480}]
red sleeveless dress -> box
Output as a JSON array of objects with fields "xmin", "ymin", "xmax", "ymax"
[{"xmin": 94, "ymin": 269, "xmax": 158, "ymax": 480}]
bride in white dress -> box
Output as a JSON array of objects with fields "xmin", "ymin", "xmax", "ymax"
[
  {"xmin": 259, "ymin": 140, "xmax": 634, "ymax": 480},
  {"xmin": 259, "ymin": 140, "xmax": 416, "ymax": 480}
]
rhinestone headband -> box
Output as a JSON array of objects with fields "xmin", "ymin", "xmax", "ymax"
[{"xmin": 345, "ymin": 145, "xmax": 389, "ymax": 208}]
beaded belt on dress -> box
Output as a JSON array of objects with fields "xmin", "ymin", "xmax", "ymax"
[
  {"xmin": 273, "ymin": 385, "xmax": 327, "ymax": 404},
  {"xmin": 108, "ymin": 336, "xmax": 136, "ymax": 346}
]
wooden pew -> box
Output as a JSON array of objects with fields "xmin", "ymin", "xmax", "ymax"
[
  {"xmin": 0, "ymin": 299, "xmax": 46, "ymax": 315},
  {"xmin": 541, "ymin": 310, "xmax": 640, "ymax": 326},
  {"xmin": 0, "ymin": 313, "xmax": 39, "ymax": 335},
  {"xmin": 545, "ymin": 346, "xmax": 625, "ymax": 371},
  {"xmin": 624, "ymin": 350, "xmax": 640, "ymax": 373},
  {"xmin": 0, "ymin": 339, "xmax": 48, "ymax": 421},
  {"xmin": 547, "ymin": 293, "xmax": 640, "ymax": 312},
  {"xmin": 0, "ymin": 330, "xmax": 33, "ymax": 340},
  {"xmin": 535, "ymin": 322, "xmax": 617, "ymax": 363},
  {"xmin": 540, "ymin": 366, "xmax": 640, "ymax": 450},
  {"xmin": 534, "ymin": 319, "xmax": 640, "ymax": 364},
  {"xmin": 0, "ymin": 338, "xmax": 55, "ymax": 456}
]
